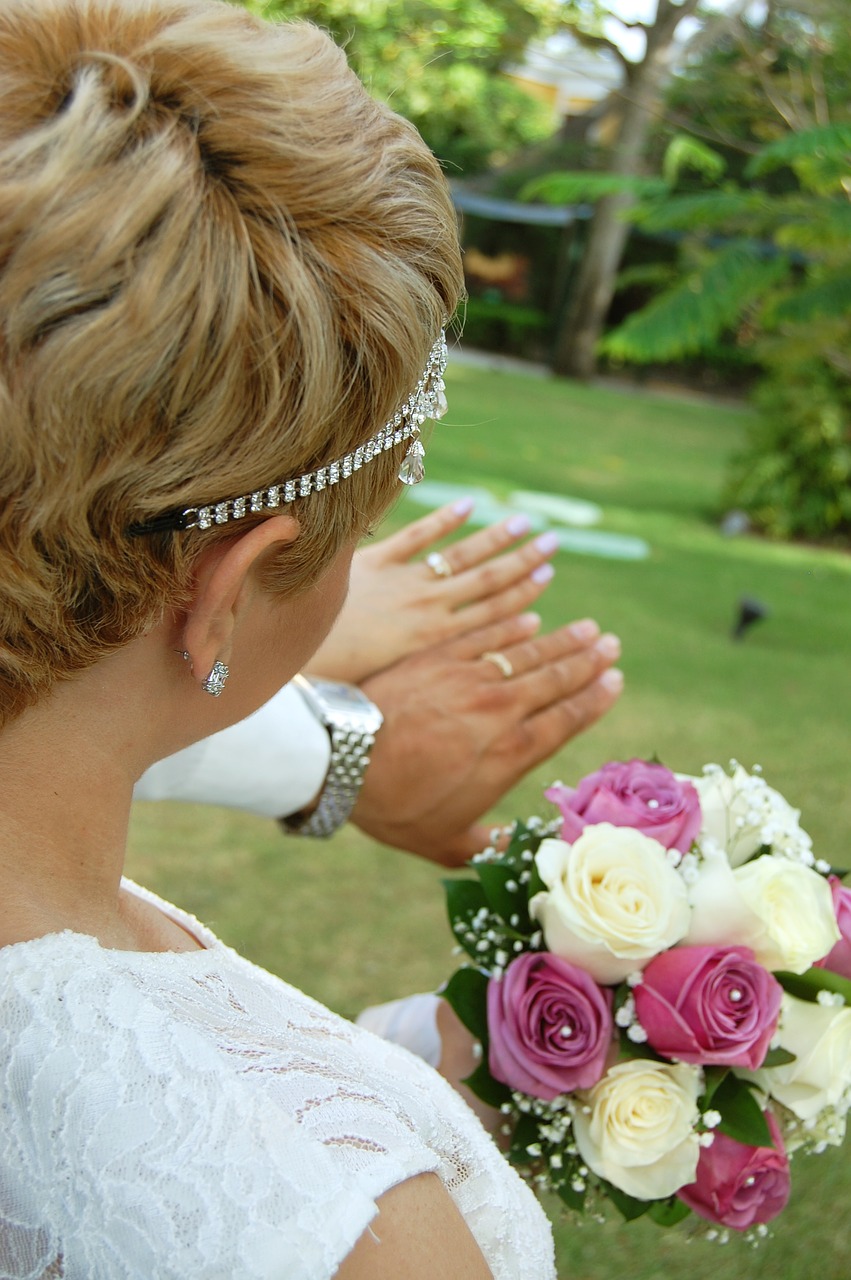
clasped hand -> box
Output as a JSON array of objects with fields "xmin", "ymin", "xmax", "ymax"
[{"xmin": 312, "ymin": 500, "xmax": 623, "ymax": 866}]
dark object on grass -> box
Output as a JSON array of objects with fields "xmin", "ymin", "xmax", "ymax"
[{"xmin": 732, "ymin": 596, "xmax": 770, "ymax": 640}]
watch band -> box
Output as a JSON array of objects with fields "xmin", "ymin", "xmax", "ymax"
[{"xmin": 280, "ymin": 675, "xmax": 383, "ymax": 838}]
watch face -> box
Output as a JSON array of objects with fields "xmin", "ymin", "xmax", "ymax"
[
  {"xmin": 294, "ymin": 674, "xmax": 382, "ymax": 728},
  {"xmin": 318, "ymin": 680, "xmax": 376, "ymax": 712}
]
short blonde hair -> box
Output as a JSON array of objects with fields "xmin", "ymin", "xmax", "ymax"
[{"xmin": 0, "ymin": 0, "xmax": 463, "ymax": 724}]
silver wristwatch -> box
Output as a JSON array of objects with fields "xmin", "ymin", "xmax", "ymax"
[{"xmin": 280, "ymin": 673, "xmax": 384, "ymax": 838}]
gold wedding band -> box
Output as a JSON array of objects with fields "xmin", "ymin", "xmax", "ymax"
[
  {"xmin": 426, "ymin": 551, "xmax": 453, "ymax": 579},
  {"xmin": 481, "ymin": 650, "xmax": 514, "ymax": 679}
]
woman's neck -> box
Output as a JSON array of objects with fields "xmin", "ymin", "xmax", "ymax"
[{"xmin": 0, "ymin": 634, "xmax": 200, "ymax": 950}]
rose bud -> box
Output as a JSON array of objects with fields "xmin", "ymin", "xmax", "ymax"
[
  {"xmin": 634, "ymin": 945, "xmax": 782, "ymax": 1070},
  {"xmin": 678, "ymin": 1112, "xmax": 790, "ymax": 1230},
  {"xmin": 487, "ymin": 953, "xmax": 613, "ymax": 1101},
  {"xmin": 546, "ymin": 759, "xmax": 701, "ymax": 854}
]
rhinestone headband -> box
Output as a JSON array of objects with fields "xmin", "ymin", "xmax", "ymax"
[{"xmin": 129, "ymin": 331, "xmax": 448, "ymax": 535}]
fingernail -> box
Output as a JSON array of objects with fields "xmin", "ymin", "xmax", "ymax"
[
  {"xmin": 600, "ymin": 668, "xmax": 624, "ymax": 692},
  {"xmin": 534, "ymin": 531, "xmax": 559, "ymax": 554},
  {"xmin": 596, "ymin": 633, "xmax": 621, "ymax": 659},
  {"xmin": 519, "ymin": 611, "xmax": 541, "ymax": 631},
  {"xmin": 505, "ymin": 513, "xmax": 531, "ymax": 537},
  {"xmin": 530, "ymin": 563, "xmax": 554, "ymax": 585},
  {"xmin": 568, "ymin": 618, "xmax": 600, "ymax": 642},
  {"xmin": 452, "ymin": 496, "xmax": 475, "ymax": 515}
]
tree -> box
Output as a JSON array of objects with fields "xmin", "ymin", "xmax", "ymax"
[
  {"xmin": 243, "ymin": 0, "xmax": 555, "ymax": 174},
  {"xmin": 598, "ymin": 0, "xmax": 851, "ymax": 541},
  {"xmin": 542, "ymin": 0, "xmax": 713, "ymax": 378}
]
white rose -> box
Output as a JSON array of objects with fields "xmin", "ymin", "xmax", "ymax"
[
  {"xmin": 685, "ymin": 851, "xmax": 839, "ymax": 973},
  {"xmin": 572, "ymin": 1059, "xmax": 701, "ymax": 1200},
  {"xmin": 691, "ymin": 765, "xmax": 813, "ymax": 867},
  {"xmin": 749, "ymin": 993, "xmax": 851, "ymax": 1125},
  {"xmin": 529, "ymin": 826, "xmax": 691, "ymax": 985}
]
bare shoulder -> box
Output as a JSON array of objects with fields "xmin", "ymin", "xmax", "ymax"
[{"xmin": 336, "ymin": 1172, "xmax": 493, "ymax": 1280}]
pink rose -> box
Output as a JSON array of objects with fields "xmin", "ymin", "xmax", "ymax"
[
  {"xmin": 634, "ymin": 945, "xmax": 782, "ymax": 1070},
  {"xmin": 815, "ymin": 876, "xmax": 851, "ymax": 980},
  {"xmin": 678, "ymin": 1112, "xmax": 790, "ymax": 1229},
  {"xmin": 487, "ymin": 953, "xmax": 613, "ymax": 1101},
  {"xmin": 546, "ymin": 759, "xmax": 701, "ymax": 854}
]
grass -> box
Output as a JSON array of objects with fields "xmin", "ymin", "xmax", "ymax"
[{"xmin": 126, "ymin": 360, "xmax": 851, "ymax": 1279}]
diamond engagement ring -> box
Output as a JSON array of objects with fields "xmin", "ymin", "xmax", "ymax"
[
  {"xmin": 481, "ymin": 651, "xmax": 514, "ymax": 679},
  {"xmin": 426, "ymin": 551, "xmax": 453, "ymax": 579}
]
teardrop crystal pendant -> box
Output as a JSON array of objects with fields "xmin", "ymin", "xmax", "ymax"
[
  {"xmin": 433, "ymin": 381, "xmax": 448, "ymax": 420},
  {"xmin": 398, "ymin": 438, "xmax": 425, "ymax": 485}
]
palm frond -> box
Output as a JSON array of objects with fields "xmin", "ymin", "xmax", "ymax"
[
  {"xmin": 772, "ymin": 276, "xmax": 851, "ymax": 325},
  {"xmin": 663, "ymin": 134, "xmax": 726, "ymax": 187},
  {"xmin": 631, "ymin": 191, "xmax": 770, "ymax": 233},
  {"xmin": 746, "ymin": 123, "xmax": 851, "ymax": 179},
  {"xmin": 520, "ymin": 171, "xmax": 667, "ymax": 205},
  {"xmin": 601, "ymin": 245, "xmax": 789, "ymax": 363}
]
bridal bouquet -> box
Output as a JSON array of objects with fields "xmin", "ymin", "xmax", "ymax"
[{"xmin": 442, "ymin": 759, "xmax": 851, "ymax": 1236}]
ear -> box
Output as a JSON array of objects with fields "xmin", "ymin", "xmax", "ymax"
[{"xmin": 181, "ymin": 515, "xmax": 299, "ymax": 689}]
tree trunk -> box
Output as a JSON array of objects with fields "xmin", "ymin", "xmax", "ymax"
[{"xmin": 552, "ymin": 0, "xmax": 701, "ymax": 379}]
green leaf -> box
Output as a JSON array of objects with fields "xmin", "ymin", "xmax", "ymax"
[
  {"xmin": 556, "ymin": 1179, "xmax": 585, "ymax": 1213},
  {"xmin": 700, "ymin": 1065, "xmax": 730, "ymax": 1110},
  {"xmin": 443, "ymin": 876, "xmax": 487, "ymax": 960},
  {"xmin": 508, "ymin": 1112, "xmax": 540, "ymax": 1168},
  {"xmin": 602, "ymin": 245, "xmax": 789, "ymax": 363},
  {"xmin": 443, "ymin": 967, "xmax": 490, "ymax": 1046},
  {"xmin": 601, "ymin": 1180, "xmax": 652, "ymax": 1222},
  {"xmin": 461, "ymin": 1060, "xmax": 512, "ymax": 1109},
  {"xmin": 777, "ymin": 967, "xmax": 851, "ymax": 1006},
  {"xmin": 663, "ymin": 134, "xmax": 726, "ymax": 187},
  {"xmin": 712, "ymin": 1074, "xmax": 773, "ymax": 1148},
  {"xmin": 520, "ymin": 170, "xmax": 667, "ymax": 205},
  {"xmin": 761, "ymin": 1046, "xmax": 797, "ymax": 1068},
  {"xmin": 647, "ymin": 1195, "xmax": 692, "ymax": 1227},
  {"xmin": 630, "ymin": 190, "xmax": 770, "ymax": 235},
  {"xmin": 746, "ymin": 124, "xmax": 851, "ymax": 179},
  {"xmin": 773, "ymin": 276, "xmax": 851, "ymax": 324},
  {"xmin": 478, "ymin": 862, "xmax": 531, "ymax": 930}
]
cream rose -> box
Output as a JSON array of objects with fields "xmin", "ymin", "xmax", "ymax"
[
  {"xmin": 572, "ymin": 1059, "xmax": 701, "ymax": 1199},
  {"xmin": 529, "ymin": 826, "xmax": 691, "ymax": 985},
  {"xmin": 749, "ymin": 993, "xmax": 851, "ymax": 1125},
  {"xmin": 685, "ymin": 851, "xmax": 839, "ymax": 974},
  {"xmin": 691, "ymin": 765, "xmax": 813, "ymax": 867}
]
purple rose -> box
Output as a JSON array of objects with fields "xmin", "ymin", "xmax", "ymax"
[
  {"xmin": 546, "ymin": 759, "xmax": 701, "ymax": 854},
  {"xmin": 678, "ymin": 1112, "xmax": 790, "ymax": 1230},
  {"xmin": 487, "ymin": 952, "xmax": 613, "ymax": 1101},
  {"xmin": 815, "ymin": 876, "xmax": 851, "ymax": 980},
  {"xmin": 634, "ymin": 945, "xmax": 782, "ymax": 1070}
]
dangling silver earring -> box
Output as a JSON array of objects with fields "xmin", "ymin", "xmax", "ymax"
[{"xmin": 202, "ymin": 660, "xmax": 229, "ymax": 697}]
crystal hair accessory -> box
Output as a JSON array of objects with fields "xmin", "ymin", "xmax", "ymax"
[{"xmin": 129, "ymin": 332, "xmax": 448, "ymax": 536}]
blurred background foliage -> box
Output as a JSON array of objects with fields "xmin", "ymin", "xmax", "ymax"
[{"xmin": 240, "ymin": 0, "xmax": 851, "ymax": 540}]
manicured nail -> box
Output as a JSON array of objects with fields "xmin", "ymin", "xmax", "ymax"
[
  {"xmin": 452, "ymin": 496, "xmax": 475, "ymax": 515},
  {"xmin": 600, "ymin": 668, "xmax": 624, "ymax": 692},
  {"xmin": 568, "ymin": 618, "xmax": 600, "ymax": 642},
  {"xmin": 530, "ymin": 563, "xmax": 555, "ymax": 585},
  {"xmin": 596, "ymin": 633, "xmax": 621, "ymax": 659},
  {"xmin": 519, "ymin": 611, "xmax": 541, "ymax": 631},
  {"xmin": 506, "ymin": 513, "xmax": 532, "ymax": 537},
  {"xmin": 534, "ymin": 531, "xmax": 559, "ymax": 554}
]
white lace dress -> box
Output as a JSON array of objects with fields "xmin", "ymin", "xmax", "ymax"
[{"xmin": 0, "ymin": 881, "xmax": 555, "ymax": 1279}]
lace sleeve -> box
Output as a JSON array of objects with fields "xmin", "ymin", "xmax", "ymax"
[{"xmin": 0, "ymin": 939, "xmax": 378, "ymax": 1280}]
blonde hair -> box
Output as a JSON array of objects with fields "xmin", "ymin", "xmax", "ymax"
[{"xmin": 0, "ymin": 0, "xmax": 463, "ymax": 724}]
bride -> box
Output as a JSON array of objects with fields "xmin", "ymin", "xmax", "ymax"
[{"xmin": 0, "ymin": 1, "xmax": 556, "ymax": 1276}]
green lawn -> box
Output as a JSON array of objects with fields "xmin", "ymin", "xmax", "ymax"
[{"xmin": 127, "ymin": 361, "xmax": 851, "ymax": 1278}]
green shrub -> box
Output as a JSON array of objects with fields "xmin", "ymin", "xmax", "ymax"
[{"xmin": 727, "ymin": 360, "xmax": 851, "ymax": 542}]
